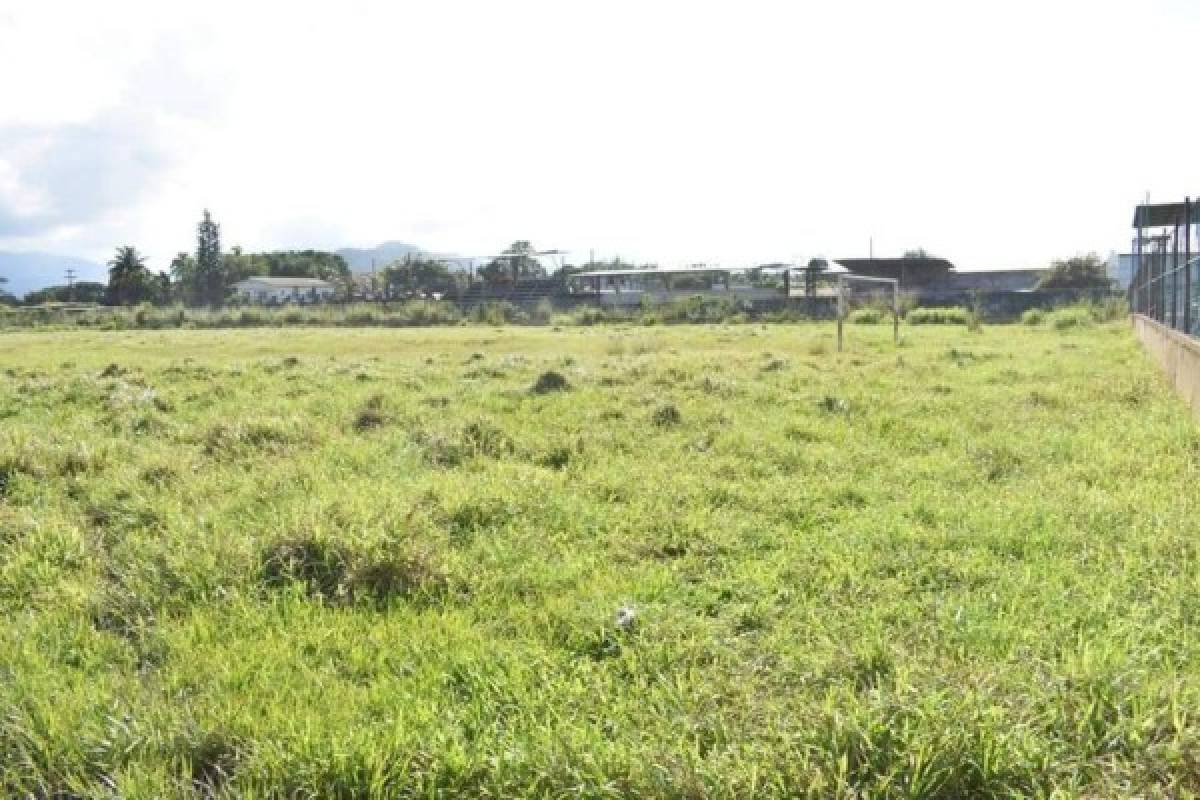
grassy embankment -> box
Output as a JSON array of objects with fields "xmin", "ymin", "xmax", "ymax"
[{"xmin": 2, "ymin": 319, "xmax": 1198, "ymax": 797}]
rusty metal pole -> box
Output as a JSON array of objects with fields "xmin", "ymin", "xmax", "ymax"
[
  {"xmin": 1173, "ymin": 218, "xmax": 1180, "ymax": 329},
  {"xmin": 1186, "ymin": 198, "xmax": 1193, "ymax": 334},
  {"xmin": 837, "ymin": 278, "xmax": 844, "ymax": 352},
  {"xmin": 892, "ymin": 284, "xmax": 899, "ymax": 345},
  {"xmin": 1160, "ymin": 232, "xmax": 1166, "ymax": 324},
  {"xmin": 1135, "ymin": 210, "xmax": 1144, "ymax": 316}
]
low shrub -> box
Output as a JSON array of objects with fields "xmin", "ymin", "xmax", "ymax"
[
  {"xmin": 907, "ymin": 307, "xmax": 969, "ymax": 325},
  {"xmin": 1020, "ymin": 309, "xmax": 1046, "ymax": 325},
  {"xmin": 354, "ymin": 407, "xmax": 387, "ymax": 432},
  {"xmin": 1085, "ymin": 297, "xmax": 1127, "ymax": 322},
  {"xmin": 652, "ymin": 404, "xmax": 682, "ymax": 427},
  {"xmin": 528, "ymin": 299, "xmax": 556, "ymax": 325},
  {"xmin": 1052, "ymin": 308, "xmax": 1093, "ymax": 330},
  {"xmin": 470, "ymin": 302, "xmax": 526, "ymax": 326},
  {"xmin": 847, "ymin": 308, "xmax": 885, "ymax": 324},
  {"xmin": 531, "ymin": 371, "xmax": 570, "ymax": 394},
  {"xmin": 259, "ymin": 536, "xmax": 450, "ymax": 604},
  {"xmin": 817, "ymin": 395, "xmax": 849, "ymax": 413},
  {"xmin": 260, "ymin": 536, "xmax": 351, "ymax": 600}
]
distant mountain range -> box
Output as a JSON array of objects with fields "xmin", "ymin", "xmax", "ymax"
[
  {"xmin": 0, "ymin": 251, "xmax": 106, "ymax": 298},
  {"xmin": 335, "ymin": 241, "xmax": 423, "ymax": 271},
  {"xmin": 335, "ymin": 241, "xmax": 478, "ymax": 272}
]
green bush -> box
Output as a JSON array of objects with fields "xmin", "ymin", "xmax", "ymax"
[
  {"xmin": 906, "ymin": 307, "xmax": 969, "ymax": 325},
  {"xmin": 848, "ymin": 308, "xmax": 885, "ymax": 324},
  {"xmin": 528, "ymin": 299, "xmax": 556, "ymax": 325},
  {"xmin": 1020, "ymin": 309, "xmax": 1046, "ymax": 325},
  {"xmin": 1051, "ymin": 308, "xmax": 1093, "ymax": 330},
  {"xmin": 569, "ymin": 307, "xmax": 614, "ymax": 326},
  {"xmin": 657, "ymin": 295, "xmax": 750, "ymax": 324},
  {"xmin": 1085, "ymin": 297, "xmax": 1127, "ymax": 322},
  {"xmin": 343, "ymin": 308, "xmax": 380, "ymax": 326},
  {"xmin": 470, "ymin": 302, "xmax": 526, "ymax": 326},
  {"xmin": 238, "ymin": 309, "xmax": 269, "ymax": 327}
]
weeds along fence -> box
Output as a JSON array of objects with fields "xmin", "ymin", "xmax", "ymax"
[
  {"xmin": 0, "ymin": 289, "xmax": 1127, "ymax": 332},
  {"xmin": 914, "ymin": 288, "xmax": 1124, "ymax": 318},
  {"xmin": 0, "ymin": 296, "xmax": 834, "ymax": 331},
  {"xmin": 1129, "ymin": 253, "xmax": 1200, "ymax": 337}
]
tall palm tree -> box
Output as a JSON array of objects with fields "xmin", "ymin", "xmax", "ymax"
[{"xmin": 107, "ymin": 245, "xmax": 149, "ymax": 306}]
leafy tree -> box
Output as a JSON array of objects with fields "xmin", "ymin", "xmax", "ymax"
[
  {"xmin": 0, "ymin": 276, "xmax": 12, "ymax": 306},
  {"xmin": 383, "ymin": 256, "xmax": 456, "ymax": 297},
  {"xmin": 105, "ymin": 246, "xmax": 159, "ymax": 305},
  {"xmin": 24, "ymin": 282, "xmax": 107, "ymax": 305},
  {"xmin": 169, "ymin": 252, "xmax": 200, "ymax": 305},
  {"xmin": 221, "ymin": 249, "xmax": 351, "ymax": 283},
  {"xmin": 480, "ymin": 240, "xmax": 546, "ymax": 284},
  {"xmin": 151, "ymin": 271, "xmax": 171, "ymax": 304},
  {"xmin": 1037, "ymin": 253, "xmax": 1112, "ymax": 290},
  {"xmin": 221, "ymin": 245, "xmax": 257, "ymax": 286},
  {"xmin": 265, "ymin": 250, "xmax": 350, "ymax": 280},
  {"xmin": 803, "ymin": 258, "xmax": 829, "ymax": 298},
  {"xmin": 195, "ymin": 209, "xmax": 225, "ymax": 306}
]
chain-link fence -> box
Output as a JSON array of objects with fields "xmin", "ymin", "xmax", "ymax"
[
  {"xmin": 1129, "ymin": 250, "xmax": 1200, "ymax": 336},
  {"xmin": 1129, "ymin": 200, "xmax": 1200, "ymax": 337}
]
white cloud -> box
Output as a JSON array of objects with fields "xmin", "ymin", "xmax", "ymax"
[{"xmin": 1, "ymin": 0, "xmax": 1199, "ymax": 269}]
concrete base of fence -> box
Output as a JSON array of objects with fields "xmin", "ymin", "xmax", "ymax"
[{"xmin": 1133, "ymin": 314, "xmax": 1200, "ymax": 421}]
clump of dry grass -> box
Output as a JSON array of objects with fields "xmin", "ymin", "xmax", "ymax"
[
  {"xmin": 353, "ymin": 393, "xmax": 389, "ymax": 432},
  {"xmin": 531, "ymin": 370, "xmax": 570, "ymax": 394},
  {"xmin": 652, "ymin": 404, "xmax": 682, "ymax": 427},
  {"xmin": 259, "ymin": 535, "xmax": 452, "ymax": 605}
]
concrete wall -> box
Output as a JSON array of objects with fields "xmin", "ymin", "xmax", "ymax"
[
  {"xmin": 937, "ymin": 269, "xmax": 1046, "ymax": 292},
  {"xmin": 234, "ymin": 285, "xmax": 335, "ymax": 304},
  {"xmin": 594, "ymin": 287, "xmax": 783, "ymax": 307},
  {"xmin": 916, "ymin": 288, "xmax": 1120, "ymax": 318},
  {"xmin": 1133, "ymin": 314, "xmax": 1200, "ymax": 422}
]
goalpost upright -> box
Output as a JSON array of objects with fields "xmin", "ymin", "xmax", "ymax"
[{"xmin": 836, "ymin": 273, "xmax": 899, "ymax": 352}]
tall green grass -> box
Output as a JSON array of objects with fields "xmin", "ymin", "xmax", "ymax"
[
  {"xmin": 0, "ymin": 321, "xmax": 1195, "ymax": 797},
  {"xmin": 906, "ymin": 306, "xmax": 970, "ymax": 325}
]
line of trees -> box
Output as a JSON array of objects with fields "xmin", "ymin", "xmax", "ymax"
[
  {"xmin": 72, "ymin": 210, "xmax": 355, "ymax": 308},
  {"xmin": 7, "ymin": 211, "xmax": 618, "ymax": 308},
  {"xmin": 1036, "ymin": 253, "xmax": 1112, "ymax": 290},
  {"xmin": 7, "ymin": 213, "xmax": 1118, "ymax": 309}
]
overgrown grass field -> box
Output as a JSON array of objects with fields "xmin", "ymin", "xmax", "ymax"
[{"xmin": 2, "ymin": 320, "xmax": 1198, "ymax": 797}]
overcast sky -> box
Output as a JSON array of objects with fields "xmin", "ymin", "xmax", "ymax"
[{"xmin": 2, "ymin": 0, "xmax": 1198, "ymax": 271}]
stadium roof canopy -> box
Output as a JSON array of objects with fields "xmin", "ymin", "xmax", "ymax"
[
  {"xmin": 572, "ymin": 263, "xmax": 848, "ymax": 279},
  {"xmin": 1133, "ymin": 202, "xmax": 1200, "ymax": 228},
  {"xmin": 573, "ymin": 266, "xmax": 750, "ymax": 279},
  {"xmin": 832, "ymin": 258, "xmax": 955, "ymax": 284}
]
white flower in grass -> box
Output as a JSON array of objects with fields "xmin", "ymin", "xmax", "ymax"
[{"xmin": 615, "ymin": 605, "xmax": 637, "ymax": 631}]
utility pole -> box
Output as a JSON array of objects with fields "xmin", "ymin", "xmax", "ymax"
[{"xmin": 65, "ymin": 268, "xmax": 76, "ymax": 303}]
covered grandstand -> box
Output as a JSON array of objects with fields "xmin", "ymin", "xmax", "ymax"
[{"xmin": 565, "ymin": 264, "xmax": 837, "ymax": 307}]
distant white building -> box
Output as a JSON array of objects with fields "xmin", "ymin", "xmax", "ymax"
[
  {"xmin": 232, "ymin": 276, "xmax": 336, "ymax": 304},
  {"xmin": 1106, "ymin": 254, "xmax": 1135, "ymax": 291}
]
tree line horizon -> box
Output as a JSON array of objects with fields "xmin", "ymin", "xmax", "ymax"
[{"xmin": 0, "ymin": 211, "xmax": 1113, "ymax": 307}]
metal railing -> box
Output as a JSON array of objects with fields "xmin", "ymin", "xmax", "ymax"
[{"xmin": 1129, "ymin": 251, "xmax": 1200, "ymax": 336}]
